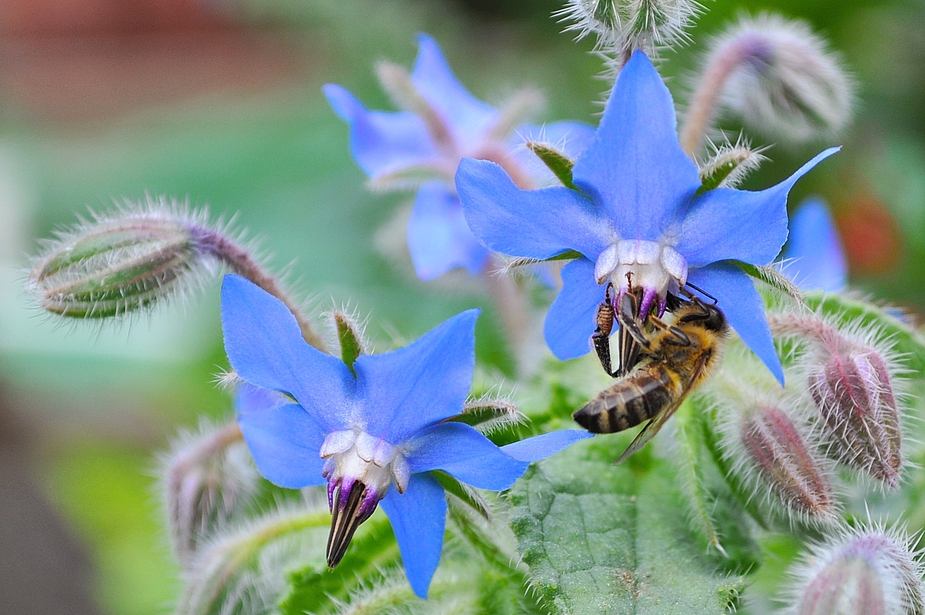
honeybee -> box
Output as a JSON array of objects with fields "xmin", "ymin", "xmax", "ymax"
[{"xmin": 575, "ymin": 293, "xmax": 728, "ymax": 463}]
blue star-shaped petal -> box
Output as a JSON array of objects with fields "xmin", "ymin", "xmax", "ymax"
[
  {"xmin": 780, "ymin": 198, "xmax": 847, "ymax": 292},
  {"xmin": 221, "ymin": 274, "xmax": 591, "ymax": 598},
  {"xmin": 324, "ymin": 33, "xmax": 594, "ymax": 280},
  {"xmin": 456, "ymin": 50, "xmax": 839, "ymax": 383}
]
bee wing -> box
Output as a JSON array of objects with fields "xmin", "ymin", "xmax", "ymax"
[
  {"xmin": 614, "ymin": 352, "xmax": 711, "ymax": 464},
  {"xmin": 616, "ymin": 291, "xmax": 646, "ymax": 376}
]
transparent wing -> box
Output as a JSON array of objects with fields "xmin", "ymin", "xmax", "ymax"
[{"xmin": 615, "ymin": 352, "xmax": 710, "ymax": 464}]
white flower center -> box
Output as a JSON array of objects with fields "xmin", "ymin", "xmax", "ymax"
[
  {"xmin": 320, "ymin": 429, "xmax": 411, "ymax": 496},
  {"xmin": 594, "ymin": 239, "xmax": 688, "ymax": 298}
]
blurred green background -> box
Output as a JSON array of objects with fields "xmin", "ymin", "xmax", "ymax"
[{"xmin": 0, "ymin": 0, "xmax": 922, "ymax": 613}]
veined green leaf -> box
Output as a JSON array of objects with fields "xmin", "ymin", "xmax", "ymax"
[
  {"xmin": 280, "ymin": 515, "xmax": 399, "ymax": 615},
  {"xmin": 508, "ymin": 438, "xmax": 744, "ymax": 615}
]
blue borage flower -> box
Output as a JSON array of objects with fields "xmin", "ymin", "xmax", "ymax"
[
  {"xmin": 456, "ymin": 50, "xmax": 839, "ymax": 383},
  {"xmin": 780, "ymin": 198, "xmax": 847, "ymax": 292},
  {"xmin": 221, "ymin": 274, "xmax": 591, "ymax": 598},
  {"xmin": 324, "ymin": 33, "xmax": 594, "ymax": 281}
]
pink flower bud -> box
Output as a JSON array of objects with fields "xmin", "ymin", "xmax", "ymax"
[
  {"xmin": 740, "ymin": 403, "xmax": 835, "ymax": 521},
  {"xmin": 788, "ymin": 525, "xmax": 925, "ymax": 615},
  {"xmin": 809, "ymin": 349, "xmax": 902, "ymax": 487}
]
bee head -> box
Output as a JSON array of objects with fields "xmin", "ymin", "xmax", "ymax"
[{"xmin": 676, "ymin": 298, "xmax": 727, "ymax": 333}]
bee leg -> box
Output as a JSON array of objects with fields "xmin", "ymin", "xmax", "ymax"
[
  {"xmin": 591, "ymin": 285, "xmax": 617, "ymax": 377},
  {"xmin": 649, "ymin": 314, "xmax": 692, "ymax": 346},
  {"xmin": 592, "ymin": 327, "xmax": 616, "ymax": 377}
]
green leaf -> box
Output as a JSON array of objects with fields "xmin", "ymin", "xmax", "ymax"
[
  {"xmin": 508, "ymin": 438, "xmax": 744, "ymax": 615},
  {"xmin": 527, "ymin": 142, "xmax": 579, "ymax": 190},
  {"xmin": 280, "ymin": 515, "xmax": 400, "ymax": 615},
  {"xmin": 434, "ymin": 471, "xmax": 492, "ymax": 522},
  {"xmin": 674, "ymin": 399, "xmax": 762, "ymax": 573}
]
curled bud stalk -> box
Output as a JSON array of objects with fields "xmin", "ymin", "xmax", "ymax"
[
  {"xmin": 27, "ymin": 197, "xmax": 326, "ymax": 350},
  {"xmin": 160, "ymin": 421, "xmax": 257, "ymax": 564},
  {"xmin": 557, "ymin": 0, "xmax": 701, "ymax": 62},
  {"xmin": 785, "ymin": 523, "xmax": 925, "ymax": 615},
  {"xmin": 769, "ymin": 311, "xmax": 905, "ymax": 488},
  {"xmin": 681, "ymin": 14, "xmax": 853, "ymax": 154}
]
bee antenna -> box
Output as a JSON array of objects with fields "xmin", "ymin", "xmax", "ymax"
[{"xmin": 683, "ymin": 282, "xmax": 718, "ymax": 304}]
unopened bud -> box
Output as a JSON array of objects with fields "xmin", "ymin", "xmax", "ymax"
[
  {"xmin": 707, "ymin": 14, "xmax": 853, "ymax": 144},
  {"xmin": 739, "ymin": 403, "xmax": 835, "ymax": 521},
  {"xmin": 768, "ymin": 310, "xmax": 905, "ymax": 487},
  {"xmin": 28, "ymin": 203, "xmax": 210, "ymax": 318},
  {"xmin": 809, "ymin": 349, "xmax": 902, "ymax": 487},
  {"xmin": 160, "ymin": 422, "xmax": 257, "ymax": 564},
  {"xmin": 557, "ymin": 0, "xmax": 700, "ymax": 57},
  {"xmin": 787, "ymin": 525, "xmax": 925, "ymax": 615}
]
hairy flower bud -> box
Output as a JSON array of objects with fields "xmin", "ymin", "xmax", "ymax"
[
  {"xmin": 27, "ymin": 202, "xmax": 210, "ymax": 318},
  {"xmin": 786, "ymin": 524, "xmax": 925, "ymax": 615},
  {"xmin": 741, "ymin": 404, "xmax": 835, "ymax": 520},
  {"xmin": 714, "ymin": 15, "xmax": 852, "ymax": 143},
  {"xmin": 769, "ymin": 310, "xmax": 905, "ymax": 487},
  {"xmin": 733, "ymin": 401, "xmax": 836, "ymax": 522},
  {"xmin": 26, "ymin": 197, "xmax": 327, "ymax": 349},
  {"xmin": 810, "ymin": 347, "xmax": 902, "ymax": 487},
  {"xmin": 160, "ymin": 422, "xmax": 257, "ymax": 564},
  {"xmin": 557, "ymin": 0, "xmax": 700, "ymax": 57},
  {"xmin": 681, "ymin": 14, "xmax": 853, "ymax": 153}
]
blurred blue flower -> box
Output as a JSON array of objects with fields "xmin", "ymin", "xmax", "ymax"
[
  {"xmin": 324, "ymin": 33, "xmax": 593, "ymax": 281},
  {"xmin": 456, "ymin": 50, "xmax": 839, "ymax": 384},
  {"xmin": 780, "ymin": 198, "xmax": 847, "ymax": 292},
  {"xmin": 221, "ymin": 274, "xmax": 590, "ymax": 598}
]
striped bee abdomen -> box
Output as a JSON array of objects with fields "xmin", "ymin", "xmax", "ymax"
[{"xmin": 573, "ymin": 365, "xmax": 680, "ymax": 434}]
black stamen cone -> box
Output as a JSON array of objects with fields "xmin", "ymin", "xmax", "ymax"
[{"xmin": 326, "ymin": 481, "xmax": 371, "ymax": 568}]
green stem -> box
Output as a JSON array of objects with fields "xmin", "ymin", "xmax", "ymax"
[{"xmin": 178, "ymin": 509, "xmax": 330, "ymax": 615}]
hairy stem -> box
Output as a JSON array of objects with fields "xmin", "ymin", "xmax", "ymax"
[
  {"xmin": 191, "ymin": 225, "xmax": 328, "ymax": 351},
  {"xmin": 179, "ymin": 509, "xmax": 330, "ymax": 615},
  {"xmin": 680, "ymin": 38, "xmax": 755, "ymax": 156},
  {"xmin": 482, "ymin": 256, "xmax": 532, "ymax": 375}
]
